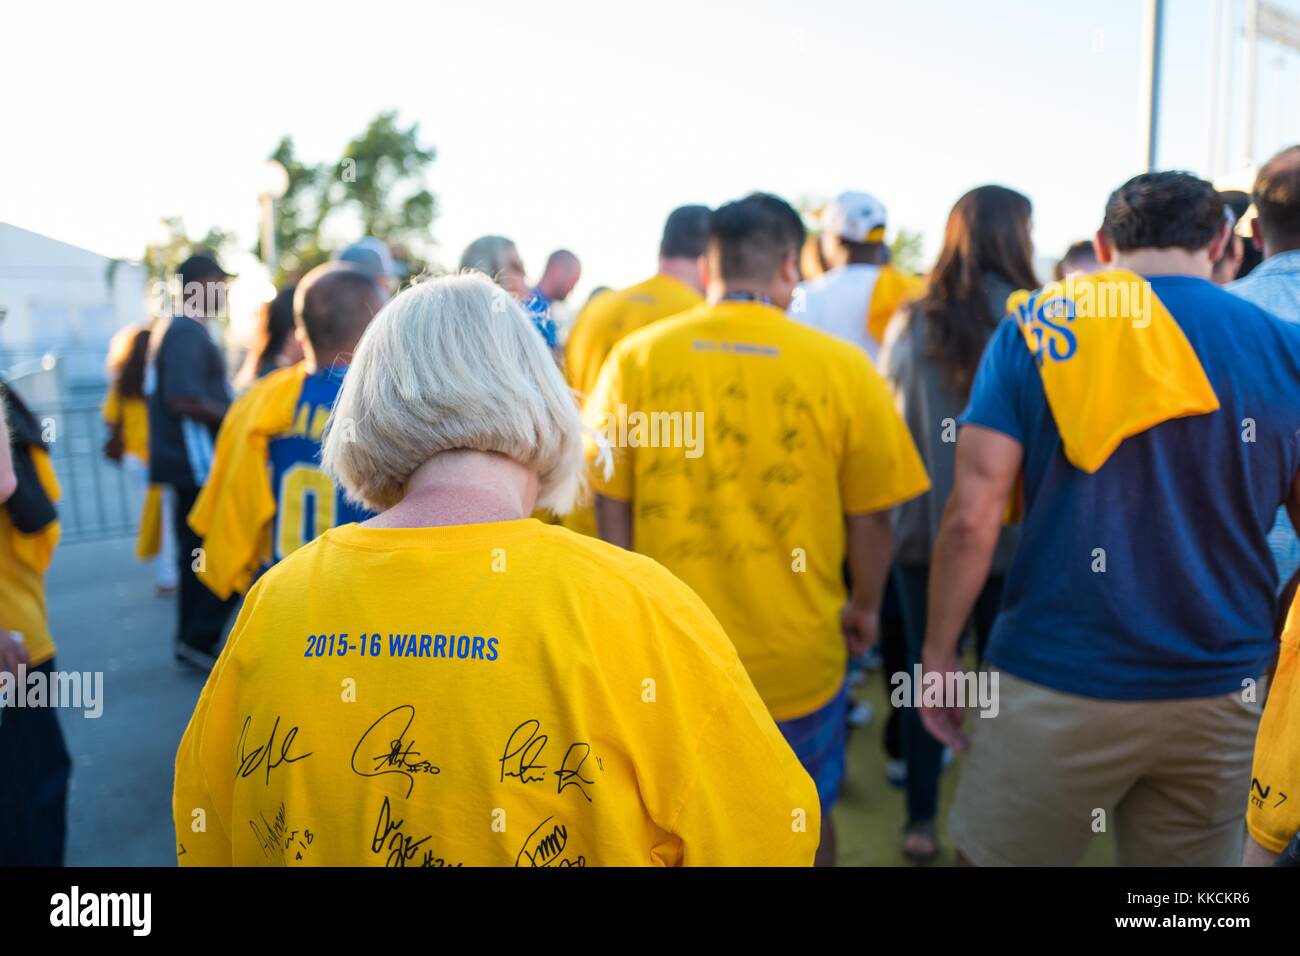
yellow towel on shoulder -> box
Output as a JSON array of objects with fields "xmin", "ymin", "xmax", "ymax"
[
  {"xmin": 188, "ymin": 363, "xmax": 305, "ymax": 598},
  {"xmin": 1007, "ymin": 269, "xmax": 1219, "ymax": 474},
  {"xmin": 867, "ymin": 265, "xmax": 926, "ymax": 345},
  {"xmin": 12, "ymin": 448, "xmax": 62, "ymax": 574}
]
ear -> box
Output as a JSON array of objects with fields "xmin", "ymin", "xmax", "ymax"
[
  {"xmin": 1251, "ymin": 217, "xmax": 1264, "ymax": 253},
  {"xmin": 1206, "ymin": 222, "xmax": 1232, "ymax": 263},
  {"xmin": 1093, "ymin": 229, "xmax": 1116, "ymax": 265},
  {"xmin": 782, "ymin": 248, "xmax": 800, "ymax": 285}
]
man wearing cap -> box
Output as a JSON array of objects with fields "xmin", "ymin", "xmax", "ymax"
[
  {"xmin": 792, "ymin": 191, "xmax": 922, "ymax": 362},
  {"xmin": 335, "ymin": 237, "xmax": 404, "ymax": 296},
  {"xmin": 148, "ymin": 253, "xmax": 239, "ymax": 668}
]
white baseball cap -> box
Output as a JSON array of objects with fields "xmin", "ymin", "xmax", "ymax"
[{"xmin": 821, "ymin": 191, "xmax": 888, "ymax": 243}]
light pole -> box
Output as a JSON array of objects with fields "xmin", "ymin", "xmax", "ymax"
[
  {"xmin": 1140, "ymin": 0, "xmax": 1166, "ymax": 172},
  {"xmin": 258, "ymin": 159, "xmax": 289, "ymax": 271}
]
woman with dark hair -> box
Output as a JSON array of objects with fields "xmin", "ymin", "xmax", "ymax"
[
  {"xmin": 880, "ymin": 184, "xmax": 1035, "ymax": 863},
  {"xmin": 233, "ymin": 285, "xmax": 302, "ymax": 393},
  {"xmin": 103, "ymin": 323, "xmax": 177, "ymax": 593}
]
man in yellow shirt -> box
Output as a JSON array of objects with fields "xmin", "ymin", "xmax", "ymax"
[
  {"xmin": 0, "ymin": 383, "xmax": 72, "ymax": 865},
  {"xmin": 565, "ymin": 204, "xmax": 711, "ymax": 400},
  {"xmin": 585, "ymin": 193, "xmax": 930, "ymax": 865}
]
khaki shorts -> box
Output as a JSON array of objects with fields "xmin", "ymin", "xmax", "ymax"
[{"xmin": 949, "ymin": 670, "xmax": 1264, "ymax": 866}]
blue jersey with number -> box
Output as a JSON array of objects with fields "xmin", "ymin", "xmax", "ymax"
[{"xmin": 265, "ymin": 368, "xmax": 373, "ymax": 569}]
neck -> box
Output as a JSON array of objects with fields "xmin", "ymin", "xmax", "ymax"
[
  {"xmin": 1263, "ymin": 238, "xmax": 1300, "ymax": 260},
  {"xmin": 658, "ymin": 257, "xmax": 703, "ymax": 293},
  {"xmin": 304, "ymin": 347, "xmax": 351, "ymax": 375},
  {"xmin": 364, "ymin": 450, "xmax": 536, "ymax": 529},
  {"xmin": 1110, "ymin": 247, "xmax": 1214, "ymax": 279},
  {"xmin": 708, "ymin": 280, "xmax": 780, "ymax": 306}
]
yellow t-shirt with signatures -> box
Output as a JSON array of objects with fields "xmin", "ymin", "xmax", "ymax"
[
  {"xmin": 173, "ymin": 518, "xmax": 817, "ymax": 866},
  {"xmin": 585, "ymin": 300, "xmax": 929, "ymax": 721}
]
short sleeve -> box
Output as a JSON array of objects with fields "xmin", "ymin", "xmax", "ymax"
[
  {"xmin": 101, "ymin": 387, "xmax": 120, "ymax": 425},
  {"xmin": 159, "ymin": 324, "xmax": 215, "ymax": 404},
  {"xmin": 582, "ymin": 346, "xmax": 633, "ymax": 502},
  {"xmin": 668, "ymin": 659, "xmax": 820, "ymax": 865},
  {"xmin": 839, "ymin": 355, "xmax": 930, "ymax": 514},
  {"xmin": 959, "ymin": 318, "xmax": 1029, "ymax": 443}
]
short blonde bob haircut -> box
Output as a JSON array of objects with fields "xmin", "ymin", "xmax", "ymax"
[{"xmin": 321, "ymin": 271, "xmax": 584, "ymax": 515}]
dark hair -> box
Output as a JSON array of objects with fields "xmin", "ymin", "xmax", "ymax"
[
  {"xmin": 1218, "ymin": 189, "xmax": 1263, "ymax": 278},
  {"xmin": 660, "ymin": 205, "xmax": 712, "ymax": 259},
  {"xmin": 922, "ymin": 185, "xmax": 1037, "ymax": 395},
  {"xmin": 107, "ymin": 325, "xmax": 152, "ymax": 399},
  {"xmin": 1254, "ymin": 145, "xmax": 1300, "ymax": 252},
  {"xmin": 1102, "ymin": 171, "xmax": 1224, "ymax": 252},
  {"xmin": 236, "ymin": 285, "xmax": 297, "ymax": 388},
  {"xmin": 1053, "ymin": 240, "xmax": 1098, "ymax": 281},
  {"xmin": 296, "ymin": 265, "xmax": 382, "ymax": 354},
  {"xmin": 708, "ymin": 193, "xmax": 805, "ymax": 283}
]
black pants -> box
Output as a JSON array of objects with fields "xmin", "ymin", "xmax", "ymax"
[
  {"xmin": 894, "ymin": 564, "xmax": 1004, "ymax": 824},
  {"xmin": 171, "ymin": 483, "xmax": 238, "ymax": 654},
  {"xmin": 0, "ymin": 659, "xmax": 71, "ymax": 865}
]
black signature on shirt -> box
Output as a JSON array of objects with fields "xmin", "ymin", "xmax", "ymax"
[
  {"xmin": 554, "ymin": 743, "xmax": 594, "ymax": 802},
  {"xmin": 370, "ymin": 796, "xmax": 460, "ymax": 867},
  {"xmin": 237, "ymin": 715, "xmax": 313, "ymax": 785},
  {"xmin": 351, "ymin": 705, "xmax": 441, "ymax": 800},
  {"xmin": 515, "ymin": 816, "xmax": 586, "ymax": 868},
  {"xmin": 499, "ymin": 719, "xmax": 548, "ymax": 783}
]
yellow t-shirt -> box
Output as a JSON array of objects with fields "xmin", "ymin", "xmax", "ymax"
[
  {"xmin": 585, "ymin": 300, "xmax": 929, "ymax": 721},
  {"xmin": 566, "ymin": 273, "xmax": 703, "ymax": 401},
  {"xmin": 1247, "ymin": 606, "xmax": 1300, "ymax": 855},
  {"xmin": 102, "ymin": 386, "xmax": 150, "ymax": 462},
  {"xmin": 0, "ymin": 506, "xmax": 56, "ymax": 667},
  {"xmin": 563, "ymin": 274, "xmax": 703, "ymax": 537},
  {"xmin": 173, "ymin": 518, "xmax": 817, "ymax": 867}
]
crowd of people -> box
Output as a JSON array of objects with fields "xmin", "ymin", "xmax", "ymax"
[{"xmin": 4, "ymin": 145, "xmax": 1300, "ymax": 867}]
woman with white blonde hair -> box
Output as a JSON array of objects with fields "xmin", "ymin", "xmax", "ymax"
[{"xmin": 173, "ymin": 271, "xmax": 816, "ymax": 867}]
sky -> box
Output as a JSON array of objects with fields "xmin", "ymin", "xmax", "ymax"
[{"xmin": 3, "ymin": 0, "xmax": 1299, "ymax": 302}]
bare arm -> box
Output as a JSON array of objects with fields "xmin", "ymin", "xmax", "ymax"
[
  {"xmin": 0, "ymin": 399, "xmax": 15, "ymax": 503},
  {"xmin": 167, "ymin": 394, "xmax": 227, "ymax": 427},
  {"xmin": 841, "ymin": 510, "xmax": 893, "ymax": 655},
  {"xmin": 595, "ymin": 494, "xmax": 633, "ymax": 551},
  {"xmin": 1242, "ymin": 833, "xmax": 1280, "ymax": 867},
  {"xmin": 1287, "ymin": 468, "xmax": 1300, "ymax": 539},
  {"xmin": 920, "ymin": 424, "xmax": 1022, "ymax": 749}
]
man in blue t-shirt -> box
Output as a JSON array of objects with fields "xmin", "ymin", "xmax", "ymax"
[{"xmin": 922, "ymin": 170, "xmax": 1300, "ymax": 867}]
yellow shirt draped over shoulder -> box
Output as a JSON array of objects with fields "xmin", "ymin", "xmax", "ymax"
[
  {"xmin": 584, "ymin": 300, "xmax": 929, "ymax": 721},
  {"xmin": 188, "ymin": 364, "xmax": 304, "ymax": 599},
  {"xmin": 173, "ymin": 519, "xmax": 817, "ymax": 866},
  {"xmin": 1247, "ymin": 597, "xmax": 1300, "ymax": 855},
  {"xmin": 1007, "ymin": 269, "xmax": 1219, "ymax": 473}
]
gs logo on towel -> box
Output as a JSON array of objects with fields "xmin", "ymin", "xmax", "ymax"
[{"xmin": 1014, "ymin": 293, "xmax": 1078, "ymax": 365}]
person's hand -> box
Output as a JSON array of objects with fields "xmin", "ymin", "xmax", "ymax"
[
  {"xmin": 919, "ymin": 646, "xmax": 969, "ymax": 752},
  {"xmin": 840, "ymin": 603, "xmax": 879, "ymax": 657},
  {"xmin": 0, "ymin": 631, "xmax": 29, "ymax": 678}
]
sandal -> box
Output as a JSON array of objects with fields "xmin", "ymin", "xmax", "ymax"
[{"xmin": 903, "ymin": 820, "xmax": 940, "ymax": 865}]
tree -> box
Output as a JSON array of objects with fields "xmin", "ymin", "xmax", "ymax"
[
  {"xmin": 261, "ymin": 136, "xmax": 332, "ymax": 282},
  {"xmin": 266, "ymin": 111, "xmax": 438, "ymax": 284},
  {"xmin": 889, "ymin": 228, "xmax": 926, "ymax": 275},
  {"xmin": 321, "ymin": 110, "xmax": 437, "ymax": 253}
]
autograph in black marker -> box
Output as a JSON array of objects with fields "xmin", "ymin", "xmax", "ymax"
[
  {"xmin": 351, "ymin": 704, "xmax": 441, "ymax": 799},
  {"xmin": 237, "ymin": 715, "xmax": 313, "ymax": 786}
]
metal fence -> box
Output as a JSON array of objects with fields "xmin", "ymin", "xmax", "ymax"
[
  {"xmin": 32, "ymin": 401, "xmax": 139, "ymax": 544},
  {"xmin": 5, "ymin": 353, "xmax": 139, "ymax": 544}
]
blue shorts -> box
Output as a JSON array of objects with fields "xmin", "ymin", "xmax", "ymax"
[{"xmin": 776, "ymin": 682, "xmax": 849, "ymax": 810}]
